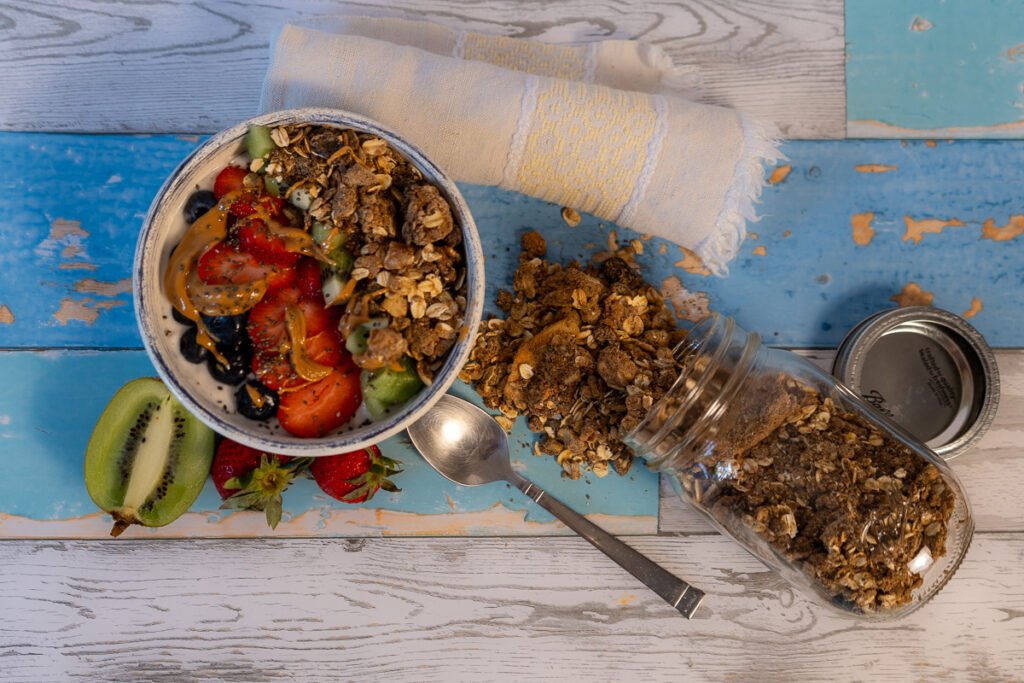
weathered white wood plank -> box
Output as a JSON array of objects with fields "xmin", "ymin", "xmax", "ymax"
[
  {"xmin": 0, "ymin": 534, "xmax": 1020, "ymax": 682},
  {"xmin": 0, "ymin": 0, "xmax": 844, "ymax": 138},
  {"xmin": 660, "ymin": 349, "xmax": 1024, "ymax": 535}
]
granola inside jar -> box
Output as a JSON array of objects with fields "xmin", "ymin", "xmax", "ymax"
[{"xmin": 625, "ymin": 314, "xmax": 974, "ymax": 618}]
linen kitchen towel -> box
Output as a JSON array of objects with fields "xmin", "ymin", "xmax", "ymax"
[{"xmin": 261, "ymin": 16, "xmax": 780, "ymax": 274}]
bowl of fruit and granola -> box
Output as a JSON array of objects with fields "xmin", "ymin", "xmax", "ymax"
[{"xmin": 134, "ymin": 109, "xmax": 484, "ymax": 455}]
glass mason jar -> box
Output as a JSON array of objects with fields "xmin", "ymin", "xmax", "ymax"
[{"xmin": 624, "ymin": 314, "xmax": 974, "ymax": 619}]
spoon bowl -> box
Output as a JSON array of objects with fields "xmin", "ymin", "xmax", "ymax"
[
  {"xmin": 407, "ymin": 395, "xmax": 514, "ymax": 486},
  {"xmin": 407, "ymin": 394, "xmax": 706, "ymax": 618}
]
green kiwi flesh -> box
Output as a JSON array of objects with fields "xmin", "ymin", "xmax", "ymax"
[{"xmin": 84, "ymin": 378, "xmax": 214, "ymax": 537}]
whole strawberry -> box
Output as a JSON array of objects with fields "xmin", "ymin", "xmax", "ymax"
[
  {"xmin": 211, "ymin": 438, "xmax": 312, "ymax": 528},
  {"xmin": 311, "ymin": 445, "xmax": 402, "ymax": 503}
]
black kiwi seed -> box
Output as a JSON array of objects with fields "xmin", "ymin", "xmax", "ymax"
[{"xmin": 117, "ymin": 402, "xmax": 156, "ymax": 479}]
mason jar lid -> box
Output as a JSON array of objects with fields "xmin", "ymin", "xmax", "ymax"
[{"xmin": 832, "ymin": 306, "xmax": 999, "ymax": 460}]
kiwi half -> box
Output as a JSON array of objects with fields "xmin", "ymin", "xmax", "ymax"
[{"xmin": 84, "ymin": 378, "xmax": 214, "ymax": 537}]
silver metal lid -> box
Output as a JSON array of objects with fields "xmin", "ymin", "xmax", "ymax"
[{"xmin": 832, "ymin": 306, "xmax": 999, "ymax": 460}]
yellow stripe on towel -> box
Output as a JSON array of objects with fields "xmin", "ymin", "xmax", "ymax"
[
  {"xmin": 517, "ymin": 79, "xmax": 656, "ymax": 219},
  {"xmin": 463, "ymin": 34, "xmax": 586, "ymax": 80}
]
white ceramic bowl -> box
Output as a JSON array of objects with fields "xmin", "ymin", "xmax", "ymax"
[{"xmin": 134, "ymin": 109, "xmax": 484, "ymax": 456}]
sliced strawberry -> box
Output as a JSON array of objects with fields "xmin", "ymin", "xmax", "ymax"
[
  {"xmin": 213, "ymin": 165, "xmax": 248, "ymax": 199},
  {"xmin": 266, "ymin": 265, "xmax": 297, "ymax": 292},
  {"xmin": 237, "ymin": 219, "xmax": 299, "ymax": 267},
  {"xmin": 248, "ymin": 288, "xmax": 345, "ymax": 390},
  {"xmin": 251, "ymin": 331, "xmax": 346, "ymax": 391},
  {"xmin": 229, "ymin": 193, "xmax": 259, "ymax": 219},
  {"xmin": 296, "ymin": 258, "xmax": 323, "ymax": 302},
  {"xmin": 305, "ymin": 330, "xmax": 345, "ymax": 367},
  {"xmin": 247, "ymin": 287, "xmax": 337, "ymax": 350},
  {"xmin": 248, "ymin": 287, "xmax": 296, "ymax": 350},
  {"xmin": 198, "ymin": 241, "xmax": 266, "ymax": 285},
  {"xmin": 252, "ymin": 351, "xmax": 297, "ymax": 392},
  {"xmin": 228, "ymin": 190, "xmax": 283, "ymax": 219},
  {"xmin": 197, "ymin": 241, "xmax": 296, "ymax": 293},
  {"xmin": 278, "ymin": 363, "xmax": 362, "ymax": 438}
]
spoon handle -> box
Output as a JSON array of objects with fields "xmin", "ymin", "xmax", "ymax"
[{"xmin": 509, "ymin": 473, "xmax": 705, "ymax": 619}]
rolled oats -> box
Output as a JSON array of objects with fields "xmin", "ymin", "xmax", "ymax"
[
  {"xmin": 461, "ymin": 231, "xmax": 685, "ymax": 479},
  {"xmin": 263, "ymin": 124, "xmax": 467, "ymax": 381}
]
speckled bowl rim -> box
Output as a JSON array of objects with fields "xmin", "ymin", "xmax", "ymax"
[{"xmin": 133, "ymin": 108, "xmax": 485, "ymax": 456}]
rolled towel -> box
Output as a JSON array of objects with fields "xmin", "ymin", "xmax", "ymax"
[
  {"xmin": 261, "ymin": 18, "xmax": 780, "ymax": 274},
  {"xmin": 275, "ymin": 13, "xmax": 702, "ymax": 94}
]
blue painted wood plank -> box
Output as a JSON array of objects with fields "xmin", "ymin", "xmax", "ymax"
[
  {"xmin": 2, "ymin": 133, "xmax": 1022, "ymax": 349},
  {"xmin": 847, "ymin": 0, "xmax": 1024, "ymax": 137},
  {"xmin": 0, "ymin": 133, "xmax": 200, "ymax": 345},
  {"xmin": 0, "ymin": 350, "xmax": 658, "ymax": 538}
]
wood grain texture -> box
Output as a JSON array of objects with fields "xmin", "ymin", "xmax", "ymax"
[
  {"xmin": 1, "ymin": 534, "xmax": 1021, "ymax": 682},
  {"xmin": 660, "ymin": 349, "xmax": 1024, "ymax": 535},
  {"xmin": 0, "ymin": 0, "xmax": 845, "ymax": 138},
  {"xmin": 847, "ymin": 0, "xmax": 1024, "ymax": 138}
]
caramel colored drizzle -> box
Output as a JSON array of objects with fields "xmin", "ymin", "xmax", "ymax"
[
  {"xmin": 285, "ymin": 304, "xmax": 333, "ymax": 382},
  {"xmin": 245, "ymin": 383, "xmax": 267, "ymax": 409},
  {"xmin": 163, "ymin": 197, "xmax": 233, "ymax": 364}
]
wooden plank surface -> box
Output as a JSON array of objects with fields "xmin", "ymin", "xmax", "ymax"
[
  {"xmin": 1, "ymin": 534, "xmax": 1021, "ymax": 682},
  {"xmin": 847, "ymin": 0, "xmax": 1024, "ymax": 138},
  {"xmin": 4, "ymin": 135, "xmax": 1024, "ymax": 349},
  {"xmin": 0, "ymin": 350, "xmax": 657, "ymax": 539},
  {"xmin": 3, "ymin": 2, "xmax": 1024, "ymax": 679},
  {"xmin": 0, "ymin": 0, "xmax": 845, "ymax": 138}
]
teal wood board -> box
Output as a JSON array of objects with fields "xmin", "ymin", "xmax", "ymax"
[
  {"xmin": 0, "ymin": 350, "xmax": 658, "ymax": 538},
  {"xmin": 847, "ymin": 0, "xmax": 1024, "ymax": 136},
  {"xmin": 1, "ymin": 134, "xmax": 1023, "ymax": 349}
]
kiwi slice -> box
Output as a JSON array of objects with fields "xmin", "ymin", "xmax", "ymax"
[{"xmin": 84, "ymin": 378, "xmax": 214, "ymax": 537}]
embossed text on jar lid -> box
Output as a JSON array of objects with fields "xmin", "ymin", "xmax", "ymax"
[{"xmin": 832, "ymin": 306, "xmax": 999, "ymax": 460}]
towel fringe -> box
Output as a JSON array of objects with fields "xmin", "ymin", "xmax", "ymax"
[
  {"xmin": 696, "ymin": 114, "xmax": 783, "ymax": 277},
  {"xmin": 637, "ymin": 44, "xmax": 703, "ymax": 94}
]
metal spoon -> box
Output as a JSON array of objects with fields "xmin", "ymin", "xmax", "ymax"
[{"xmin": 407, "ymin": 394, "xmax": 705, "ymax": 618}]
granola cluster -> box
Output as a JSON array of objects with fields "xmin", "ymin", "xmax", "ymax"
[
  {"xmin": 260, "ymin": 124, "xmax": 466, "ymax": 383},
  {"xmin": 460, "ymin": 231, "xmax": 685, "ymax": 478},
  {"xmin": 697, "ymin": 378, "xmax": 957, "ymax": 613}
]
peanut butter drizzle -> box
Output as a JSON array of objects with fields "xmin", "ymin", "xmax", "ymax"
[
  {"xmin": 339, "ymin": 295, "xmax": 372, "ymax": 339},
  {"xmin": 163, "ymin": 197, "xmax": 234, "ymax": 365},
  {"xmin": 355, "ymin": 355, "xmax": 386, "ymax": 371},
  {"xmin": 187, "ymin": 270, "xmax": 268, "ymax": 317},
  {"xmin": 284, "ymin": 304, "xmax": 333, "ymax": 382},
  {"xmin": 245, "ymin": 383, "xmax": 266, "ymax": 409},
  {"xmin": 164, "ymin": 190, "xmax": 328, "ymax": 366},
  {"xmin": 265, "ymin": 217, "xmax": 331, "ymax": 264}
]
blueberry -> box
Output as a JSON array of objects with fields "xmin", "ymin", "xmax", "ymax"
[
  {"xmin": 236, "ymin": 380, "xmax": 279, "ymax": 421},
  {"xmin": 184, "ymin": 190, "xmax": 217, "ymax": 224},
  {"xmin": 179, "ymin": 326, "xmax": 209, "ymax": 364},
  {"xmin": 207, "ymin": 355, "xmax": 248, "ymax": 385},
  {"xmin": 207, "ymin": 338, "xmax": 252, "ymax": 385},
  {"xmin": 202, "ymin": 314, "xmax": 246, "ymax": 346},
  {"xmin": 171, "ymin": 306, "xmax": 193, "ymax": 326}
]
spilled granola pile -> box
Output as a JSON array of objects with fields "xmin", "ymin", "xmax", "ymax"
[{"xmin": 459, "ymin": 231, "xmax": 685, "ymax": 478}]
